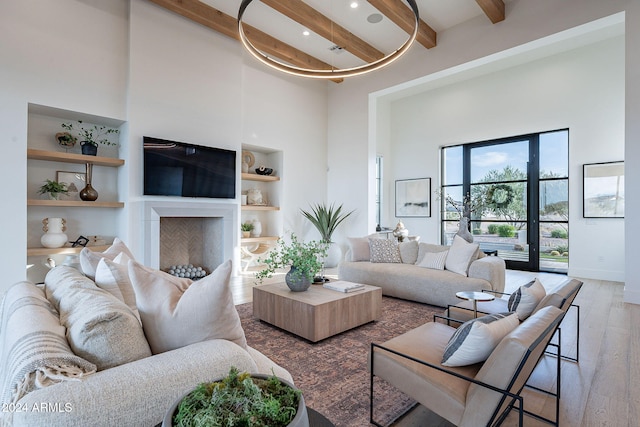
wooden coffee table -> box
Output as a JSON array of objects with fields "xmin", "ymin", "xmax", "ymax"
[{"xmin": 253, "ymin": 282, "xmax": 382, "ymax": 342}]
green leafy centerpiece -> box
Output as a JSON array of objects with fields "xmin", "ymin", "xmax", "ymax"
[
  {"xmin": 255, "ymin": 233, "xmax": 327, "ymax": 291},
  {"xmin": 167, "ymin": 367, "xmax": 308, "ymax": 427}
]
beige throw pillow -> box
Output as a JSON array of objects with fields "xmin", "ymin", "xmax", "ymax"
[
  {"xmin": 398, "ymin": 240, "xmax": 419, "ymax": 264},
  {"xmin": 445, "ymin": 235, "xmax": 480, "ymax": 277},
  {"xmin": 79, "ymin": 237, "xmax": 135, "ymax": 280},
  {"xmin": 44, "ymin": 266, "xmax": 152, "ymax": 371},
  {"xmin": 508, "ymin": 278, "xmax": 546, "ymax": 320},
  {"xmin": 94, "ymin": 252, "xmax": 140, "ymax": 323},
  {"xmin": 417, "ymin": 250, "xmax": 448, "ymax": 270},
  {"xmin": 127, "ymin": 259, "xmax": 247, "ymax": 354}
]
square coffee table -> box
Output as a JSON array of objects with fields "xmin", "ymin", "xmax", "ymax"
[{"xmin": 253, "ymin": 282, "xmax": 382, "ymax": 342}]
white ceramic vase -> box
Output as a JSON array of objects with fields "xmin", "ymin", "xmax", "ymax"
[
  {"xmin": 323, "ymin": 242, "xmax": 342, "ymax": 268},
  {"xmin": 41, "ymin": 217, "xmax": 68, "ymax": 248},
  {"xmin": 250, "ymin": 219, "xmax": 262, "ymax": 237}
]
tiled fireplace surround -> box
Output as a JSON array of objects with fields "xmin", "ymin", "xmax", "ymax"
[{"xmin": 141, "ymin": 201, "xmax": 237, "ymax": 274}]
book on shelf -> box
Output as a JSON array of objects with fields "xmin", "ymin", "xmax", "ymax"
[{"xmin": 323, "ymin": 281, "xmax": 365, "ymax": 293}]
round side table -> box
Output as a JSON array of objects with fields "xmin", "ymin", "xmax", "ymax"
[{"xmin": 455, "ymin": 291, "xmax": 495, "ymax": 318}]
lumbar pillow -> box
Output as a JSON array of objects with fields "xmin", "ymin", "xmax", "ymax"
[
  {"xmin": 508, "ymin": 278, "xmax": 546, "ymax": 320},
  {"xmin": 415, "ymin": 242, "xmax": 449, "ymax": 264},
  {"xmin": 94, "ymin": 252, "xmax": 140, "ymax": 323},
  {"xmin": 128, "ymin": 259, "xmax": 247, "ymax": 354},
  {"xmin": 441, "ymin": 312, "xmax": 519, "ymax": 367},
  {"xmin": 79, "ymin": 237, "xmax": 135, "ymax": 280},
  {"xmin": 445, "ymin": 235, "xmax": 479, "ymax": 276},
  {"xmin": 417, "ymin": 250, "xmax": 448, "ymax": 270},
  {"xmin": 398, "ymin": 240, "xmax": 419, "ymax": 264},
  {"xmin": 44, "ymin": 266, "xmax": 152, "ymax": 371},
  {"xmin": 369, "ymin": 238, "xmax": 401, "ymax": 263}
]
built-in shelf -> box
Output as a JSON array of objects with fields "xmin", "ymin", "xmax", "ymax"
[
  {"xmin": 241, "ymin": 205, "xmax": 280, "ymax": 211},
  {"xmin": 241, "ymin": 236, "xmax": 279, "ymax": 244},
  {"xmin": 27, "ymin": 244, "xmax": 110, "ymax": 256},
  {"xmin": 28, "ymin": 199, "xmax": 124, "ymax": 208},
  {"xmin": 241, "ymin": 172, "xmax": 279, "ymax": 182},
  {"xmin": 27, "ymin": 148, "xmax": 125, "ymax": 167}
]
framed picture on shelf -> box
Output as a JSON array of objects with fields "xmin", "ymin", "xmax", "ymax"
[
  {"xmin": 395, "ymin": 178, "xmax": 431, "ymax": 217},
  {"xmin": 583, "ymin": 161, "xmax": 624, "ymax": 218},
  {"xmin": 56, "ymin": 170, "xmax": 86, "ymax": 201}
]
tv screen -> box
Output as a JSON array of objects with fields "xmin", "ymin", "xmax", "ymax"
[{"xmin": 143, "ymin": 136, "xmax": 236, "ymax": 199}]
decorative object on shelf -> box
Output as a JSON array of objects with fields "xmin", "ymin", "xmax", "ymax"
[
  {"xmin": 79, "ymin": 163, "xmax": 99, "ymax": 201},
  {"xmin": 393, "ymin": 221, "xmax": 409, "ymax": 242},
  {"xmin": 255, "ymin": 233, "xmax": 327, "ymax": 292},
  {"xmin": 242, "ymin": 161, "xmax": 249, "ymax": 173},
  {"xmin": 395, "ymin": 178, "xmax": 431, "ymax": 217},
  {"xmin": 61, "ymin": 120, "xmax": 119, "ymax": 156},
  {"xmin": 55, "ymin": 132, "xmax": 77, "ymax": 150},
  {"xmin": 166, "ymin": 264, "xmax": 207, "ymax": 280},
  {"xmin": 70, "ymin": 235, "xmax": 89, "ymax": 247},
  {"xmin": 247, "ymin": 188, "xmax": 263, "ymax": 205},
  {"xmin": 86, "ymin": 235, "xmax": 106, "ymax": 246},
  {"xmin": 241, "ymin": 222, "xmax": 254, "ymax": 238},
  {"xmin": 38, "ymin": 179, "xmax": 68, "ymax": 200},
  {"xmin": 250, "ymin": 219, "xmax": 262, "ymax": 237},
  {"xmin": 56, "ymin": 171, "xmax": 85, "ymax": 200},
  {"xmin": 255, "ymin": 166, "xmax": 273, "ymax": 175},
  {"xmin": 62, "ymin": 254, "xmax": 81, "ymax": 270},
  {"xmin": 238, "ymin": 0, "xmax": 419, "ymax": 79},
  {"xmin": 163, "ymin": 367, "xmax": 307, "ymax": 427},
  {"xmin": 300, "ymin": 202, "xmax": 354, "ymax": 268},
  {"xmin": 41, "ymin": 217, "xmax": 68, "ymax": 249},
  {"xmin": 242, "ymin": 150, "xmax": 255, "ymax": 168},
  {"xmin": 241, "ymin": 194, "xmax": 248, "ymax": 205}
]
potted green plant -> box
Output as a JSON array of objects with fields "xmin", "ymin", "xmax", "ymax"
[
  {"xmin": 164, "ymin": 367, "xmax": 308, "ymax": 427},
  {"xmin": 38, "ymin": 179, "xmax": 68, "ymax": 200},
  {"xmin": 255, "ymin": 233, "xmax": 327, "ymax": 291},
  {"xmin": 300, "ymin": 202, "xmax": 354, "ymax": 268},
  {"xmin": 61, "ymin": 121, "xmax": 119, "ymax": 156},
  {"xmin": 241, "ymin": 222, "xmax": 254, "ymax": 238}
]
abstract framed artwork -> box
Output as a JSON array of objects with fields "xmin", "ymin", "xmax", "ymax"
[
  {"xmin": 583, "ymin": 161, "xmax": 624, "ymax": 218},
  {"xmin": 395, "ymin": 178, "xmax": 431, "ymax": 217},
  {"xmin": 56, "ymin": 170, "xmax": 86, "ymax": 201}
]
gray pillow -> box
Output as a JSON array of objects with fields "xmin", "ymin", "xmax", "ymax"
[
  {"xmin": 398, "ymin": 240, "xmax": 419, "ymax": 264},
  {"xmin": 508, "ymin": 278, "xmax": 546, "ymax": 320},
  {"xmin": 347, "ymin": 236, "xmax": 371, "ymax": 261},
  {"xmin": 369, "ymin": 239, "xmax": 401, "ymax": 263},
  {"xmin": 416, "ymin": 250, "xmax": 448, "ymax": 270}
]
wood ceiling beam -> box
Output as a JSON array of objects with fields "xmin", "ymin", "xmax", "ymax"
[
  {"xmin": 476, "ymin": 0, "xmax": 505, "ymax": 24},
  {"xmin": 146, "ymin": 0, "xmax": 343, "ymax": 82},
  {"xmin": 261, "ymin": 0, "xmax": 385, "ymax": 63},
  {"xmin": 367, "ymin": 0, "xmax": 437, "ymax": 49}
]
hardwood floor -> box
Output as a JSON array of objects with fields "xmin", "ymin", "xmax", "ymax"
[{"xmin": 231, "ymin": 269, "xmax": 636, "ymax": 426}]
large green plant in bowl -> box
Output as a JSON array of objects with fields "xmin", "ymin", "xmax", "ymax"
[
  {"xmin": 300, "ymin": 202, "xmax": 354, "ymax": 243},
  {"xmin": 255, "ymin": 233, "xmax": 327, "ymax": 291}
]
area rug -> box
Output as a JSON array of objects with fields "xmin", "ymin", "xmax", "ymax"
[{"xmin": 236, "ymin": 296, "xmax": 442, "ymax": 427}]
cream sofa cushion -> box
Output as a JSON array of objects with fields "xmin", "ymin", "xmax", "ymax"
[
  {"xmin": 445, "ymin": 236, "xmax": 479, "ymax": 277},
  {"xmin": 79, "ymin": 237, "xmax": 135, "ymax": 280},
  {"xmin": 417, "ymin": 250, "xmax": 448, "ymax": 270},
  {"xmin": 128, "ymin": 259, "xmax": 247, "ymax": 354},
  {"xmin": 508, "ymin": 278, "xmax": 546, "ymax": 320},
  {"xmin": 398, "ymin": 240, "xmax": 419, "ymax": 264},
  {"xmin": 94, "ymin": 252, "xmax": 140, "ymax": 323}
]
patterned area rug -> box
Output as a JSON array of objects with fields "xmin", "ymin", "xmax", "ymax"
[{"xmin": 236, "ymin": 295, "xmax": 442, "ymax": 427}]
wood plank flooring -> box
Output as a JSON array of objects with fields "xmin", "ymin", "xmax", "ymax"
[{"xmin": 231, "ymin": 268, "xmax": 636, "ymax": 426}]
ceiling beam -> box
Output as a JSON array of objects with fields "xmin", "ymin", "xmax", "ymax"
[
  {"xmin": 260, "ymin": 0, "xmax": 385, "ymax": 63},
  {"xmin": 476, "ymin": 0, "xmax": 505, "ymax": 24},
  {"xmin": 367, "ymin": 0, "xmax": 437, "ymax": 49},
  {"xmin": 146, "ymin": 0, "xmax": 343, "ymax": 82}
]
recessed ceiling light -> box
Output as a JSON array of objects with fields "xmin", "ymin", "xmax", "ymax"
[
  {"xmin": 350, "ymin": 2, "xmax": 358, "ymax": 9},
  {"xmin": 367, "ymin": 13, "xmax": 383, "ymax": 24},
  {"xmin": 302, "ymin": 30, "xmax": 310, "ymax": 36}
]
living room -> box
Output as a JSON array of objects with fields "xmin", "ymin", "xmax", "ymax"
[{"xmin": 1, "ymin": 0, "xmax": 639, "ymax": 425}]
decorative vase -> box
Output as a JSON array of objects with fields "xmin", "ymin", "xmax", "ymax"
[
  {"xmin": 455, "ymin": 217, "xmax": 474, "ymax": 243},
  {"xmin": 79, "ymin": 163, "xmax": 99, "ymax": 201},
  {"xmin": 41, "ymin": 217, "xmax": 68, "ymax": 248},
  {"xmin": 250, "ymin": 219, "xmax": 262, "ymax": 237},
  {"xmin": 80, "ymin": 141, "xmax": 98, "ymax": 156},
  {"xmin": 241, "ymin": 161, "xmax": 249, "ymax": 173},
  {"xmin": 285, "ymin": 267, "xmax": 311, "ymax": 292},
  {"xmin": 322, "ymin": 242, "xmax": 342, "ymax": 268}
]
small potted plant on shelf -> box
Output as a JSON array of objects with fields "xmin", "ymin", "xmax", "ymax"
[
  {"xmin": 241, "ymin": 222, "xmax": 254, "ymax": 238},
  {"xmin": 255, "ymin": 233, "xmax": 327, "ymax": 292},
  {"xmin": 164, "ymin": 366, "xmax": 308, "ymax": 427},
  {"xmin": 61, "ymin": 120, "xmax": 120, "ymax": 156},
  {"xmin": 38, "ymin": 179, "xmax": 68, "ymax": 200}
]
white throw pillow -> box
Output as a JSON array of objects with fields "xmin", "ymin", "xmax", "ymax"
[
  {"xmin": 369, "ymin": 239, "xmax": 401, "ymax": 263},
  {"xmin": 347, "ymin": 236, "xmax": 372, "ymax": 261},
  {"xmin": 398, "ymin": 240, "xmax": 419, "ymax": 264},
  {"xmin": 79, "ymin": 237, "xmax": 135, "ymax": 280},
  {"xmin": 128, "ymin": 259, "xmax": 247, "ymax": 354},
  {"xmin": 417, "ymin": 250, "xmax": 448, "ymax": 270},
  {"xmin": 508, "ymin": 278, "xmax": 546, "ymax": 320},
  {"xmin": 445, "ymin": 235, "xmax": 480, "ymax": 276},
  {"xmin": 441, "ymin": 312, "xmax": 519, "ymax": 367},
  {"xmin": 44, "ymin": 266, "xmax": 152, "ymax": 371},
  {"xmin": 94, "ymin": 252, "xmax": 140, "ymax": 323}
]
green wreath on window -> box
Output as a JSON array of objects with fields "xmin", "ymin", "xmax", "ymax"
[{"xmin": 487, "ymin": 184, "xmax": 514, "ymax": 209}]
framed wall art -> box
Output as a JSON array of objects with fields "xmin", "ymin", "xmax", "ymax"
[
  {"xmin": 395, "ymin": 178, "xmax": 431, "ymax": 217},
  {"xmin": 583, "ymin": 161, "xmax": 624, "ymax": 218},
  {"xmin": 56, "ymin": 170, "xmax": 86, "ymax": 200}
]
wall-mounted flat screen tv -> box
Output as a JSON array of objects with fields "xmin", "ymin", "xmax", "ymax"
[{"xmin": 143, "ymin": 136, "xmax": 236, "ymax": 199}]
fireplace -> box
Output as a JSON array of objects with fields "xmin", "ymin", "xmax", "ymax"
[{"xmin": 141, "ymin": 201, "xmax": 237, "ymax": 273}]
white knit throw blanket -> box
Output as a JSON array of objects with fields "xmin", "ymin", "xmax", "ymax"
[{"xmin": 0, "ymin": 282, "xmax": 97, "ymax": 410}]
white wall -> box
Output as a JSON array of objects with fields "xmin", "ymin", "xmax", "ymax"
[{"xmin": 385, "ymin": 36, "xmax": 624, "ymax": 281}]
